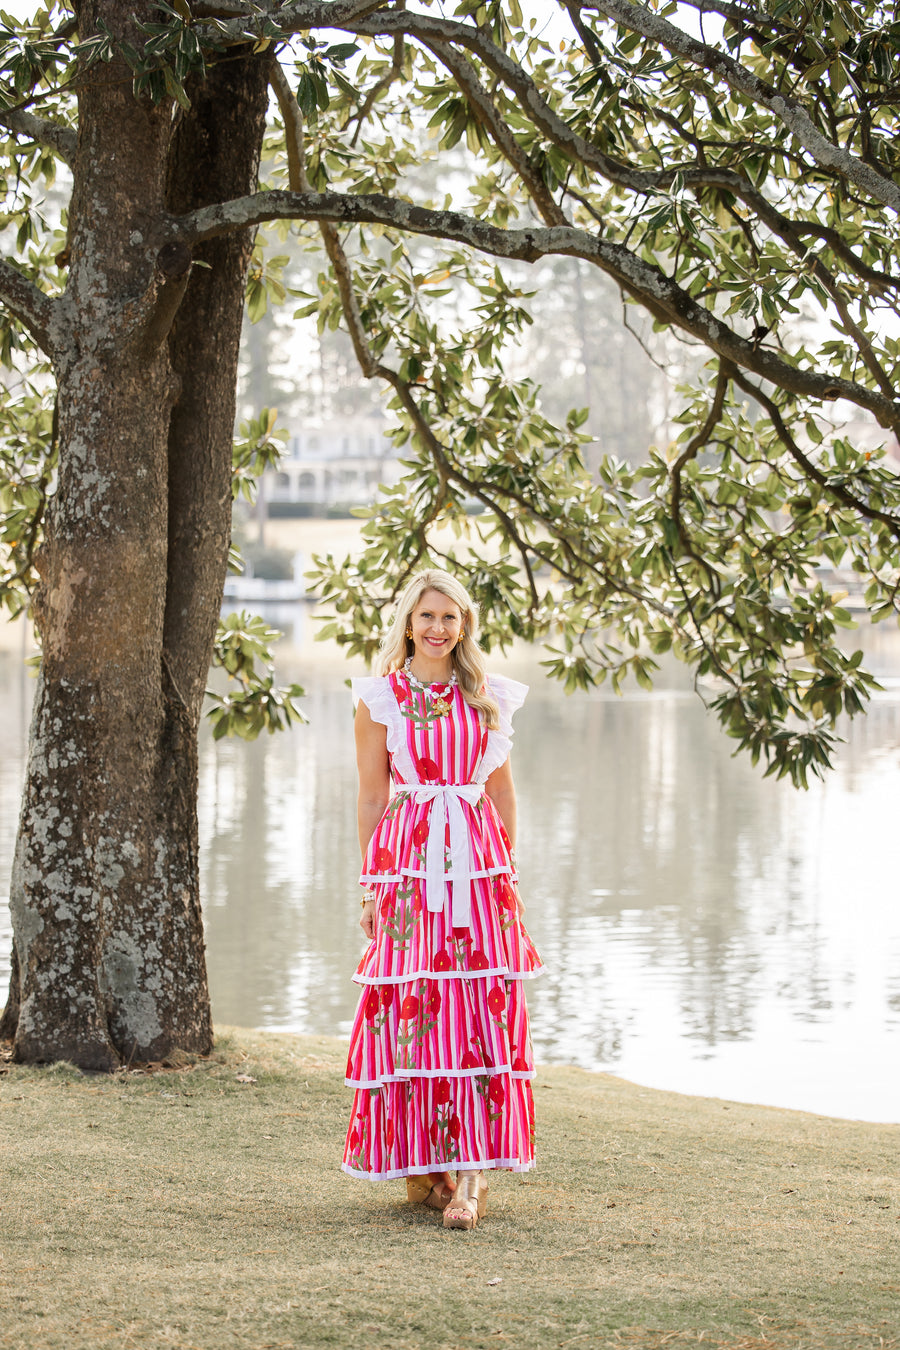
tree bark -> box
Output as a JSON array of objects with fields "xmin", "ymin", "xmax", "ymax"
[{"xmin": 1, "ymin": 2, "xmax": 271, "ymax": 1067}]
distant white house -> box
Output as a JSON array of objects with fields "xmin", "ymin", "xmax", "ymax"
[{"xmin": 261, "ymin": 414, "xmax": 403, "ymax": 514}]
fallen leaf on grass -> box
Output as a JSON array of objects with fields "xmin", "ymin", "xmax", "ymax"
[{"xmin": 235, "ymin": 1074, "xmax": 257, "ymax": 1084}]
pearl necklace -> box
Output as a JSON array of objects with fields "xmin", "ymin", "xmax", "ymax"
[{"xmin": 403, "ymin": 657, "xmax": 457, "ymax": 716}]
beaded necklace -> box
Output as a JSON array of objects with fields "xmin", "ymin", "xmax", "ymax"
[{"xmin": 403, "ymin": 657, "xmax": 457, "ymax": 717}]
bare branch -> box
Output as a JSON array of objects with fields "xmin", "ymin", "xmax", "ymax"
[
  {"xmin": 588, "ymin": 0, "xmax": 900, "ymax": 214},
  {"xmin": 171, "ymin": 188, "xmax": 900, "ymax": 430},
  {"xmin": 0, "ymin": 109, "xmax": 77, "ymax": 166},
  {"xmin": 0, "ymin": 259, "xmax": 58, "ymax": 353}
]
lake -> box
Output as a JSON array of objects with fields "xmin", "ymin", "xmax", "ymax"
[{"xmin": 1, "ymin": 610, "xmax": 899, "ymax": 1122}]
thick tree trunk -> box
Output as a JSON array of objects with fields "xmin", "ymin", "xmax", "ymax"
[{"xmin": 1, "ymin": 2, "xmax": 271, "ymax": 1067}]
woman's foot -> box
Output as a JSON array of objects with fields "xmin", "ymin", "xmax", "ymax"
[
  {"xmin": 443, "ymin": 1170, "xmax": 488, "ymax": 1230},
  {"xmin": 406, "ymin": 1171, "xmax": 455, "ymax": 1210}
]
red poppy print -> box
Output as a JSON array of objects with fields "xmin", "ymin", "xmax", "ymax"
[
  {"xmin": 498, "ymin": 878, "xmax": 518, "ymax": 911},
  {"xmin": 343, "ymin": 671, "xmax": 543, "ymax": 1180},
  {"xmin": 487, "ymin": 986, "xmax": 506, "ymax": 1016},
  {"xmin": 412, "ymin": 818, "xmax": 430, "ymax": 848}
]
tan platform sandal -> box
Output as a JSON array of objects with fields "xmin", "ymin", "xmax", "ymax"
[
  {"xmin": 406, "ymin": 1172, "xmax": 454, "ymax": 1210},
  {"xmin": 443, "ymin": 1170, "xmax": 488, "ymax": 1230}
]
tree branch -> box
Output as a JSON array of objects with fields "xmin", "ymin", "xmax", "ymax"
[
  {"xmin": 271, "ymin": 60, "xmax": 543, "ymax": 614},
  {"xmin": 0, "ymin": 109, "xmax": 77, "ymax": 166},
  {"xmin": 731, "ymin": 369, "xmax": 900, "ymax": 542},
  {"xmin": 170, "ymin": 188, "xmax": 900, "ymax": 430},
  {"xmin": 336, "ymin": 7, "xmax": 900, "ymax": 294},
  {"xmin": 0, "ymin": 259, "xmax": 57, "ymax": 353},
  {"xmin": 669, "ymin": 359, "xmax": 734, "ymax": 590},
  {"xmin": 587, "ymin": 0, "xmax": 900, "ymax": 214},
  {"xmin": 138, "ymin": 242, "xmax": 194, "ymax": 358},
  {"xmin": 203, "ymin": 3, "xmax": 899, "ymax": 296},
  {"xmin": 193, "ymin": 0, "xmax": 388, "ymax": 36},
  {"xmin": 422, "ymin": 38, "xmax": 567, "ymax": 228}
]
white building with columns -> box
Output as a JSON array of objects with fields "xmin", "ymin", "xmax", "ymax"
[{"xmin": 262, "ymin": 414, "xmax": 403, "ymax": 514}]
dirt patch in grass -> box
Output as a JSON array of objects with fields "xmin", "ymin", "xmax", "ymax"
[{"xmin": 1, "ymin": 1029, "xmax": 897, "ymax": 1349}]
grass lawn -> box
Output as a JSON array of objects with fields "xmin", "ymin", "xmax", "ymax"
[{"xmin": 1, "ymin": 1029, "xmax": 897, "ymax": 1349}]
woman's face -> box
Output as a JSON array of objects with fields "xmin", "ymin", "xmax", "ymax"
[{"xmin": 409, "ymin": 588, "xmax": 464, "ymax": 663}]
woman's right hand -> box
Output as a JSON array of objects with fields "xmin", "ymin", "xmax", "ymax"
[{"xmin": 360, "ymin": 898, "xmax": 376, "ymax": 940}]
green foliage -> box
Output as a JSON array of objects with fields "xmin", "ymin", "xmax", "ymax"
[
  {"xmin": 3, "ymin": 1, "xmax": 900, "ymax": 782},
  {"xmin": 0, "ymin": 378, "xmax": 55, "ymax": 619},
  {"xmin": 206, "ymin": 611, "xmax": 306, "ymax": 740},
  {"xmin": 231, "ymin": 407, "xmax": 286, "ymax": 503}
]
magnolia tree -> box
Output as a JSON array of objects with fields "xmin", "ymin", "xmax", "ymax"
[{"xmin": 1, "ymin": 0, "xmax": 899, "ymax": 1067}]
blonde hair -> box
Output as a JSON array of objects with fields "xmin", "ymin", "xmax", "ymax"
[{"xmin": 377, "ymin": 569, "xmax": 500, "ymax": 730}]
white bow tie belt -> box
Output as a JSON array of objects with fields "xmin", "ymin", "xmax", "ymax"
[{"xmin": 404, "ymin": 783, "xmax": 486, "ymax": 930}]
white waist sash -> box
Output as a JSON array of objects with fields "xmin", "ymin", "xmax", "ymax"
[{"xmin": 405, "ymin": 783, "xmax": 485, "ymax": 930}]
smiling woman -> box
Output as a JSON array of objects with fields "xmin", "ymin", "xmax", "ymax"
[{"xmin": 343, "ymin": 568, "xmax": 543, "ymax": 1230}]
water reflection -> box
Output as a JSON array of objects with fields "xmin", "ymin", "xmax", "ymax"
[{"xmin": 1, "ymin": 617, "xmax": 899, "ymax": 1122}]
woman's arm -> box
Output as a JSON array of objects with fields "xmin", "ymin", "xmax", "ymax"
[
  {"xmin": 486, "ymin": 757, "xmax": 524, "ymax": 915},
  {"xmin": 355, "ymin": 699, "xmax": 390, "ymax": 939},
  {"xmin": 485, "ymin": 756, "xmax": 516, "ymax": 852}
]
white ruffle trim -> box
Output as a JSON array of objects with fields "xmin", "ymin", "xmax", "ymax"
[
  {"xmin": 346, "ymin": 1066, "xmax": 536, "ymax": 1088},
  {"xmin": 359, "ymin": 864, "xmax": 518, "ymax": 886},
  {"xmin": 352, "ymin": 673, "xmax": 529, "ymax": 788},
  {"xmin": 352, "ymin": 964, "xmax": 544, "ymax": 986},
  {"xmin": 342, "ymin": 1158, "xmax": 536, "ymax": 1180},
  {"xmin": 477, "ymin": 673, "xmax": 528, "ymax": 781}
]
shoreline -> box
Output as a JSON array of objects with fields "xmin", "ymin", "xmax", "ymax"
[
  {"xmin": 256, "ymin": 1027, "xmax": 900, "ymax": 1128},
  {"xmin": 2, "ymin": 1026, "xmax": 897, "ymax": 1350}
]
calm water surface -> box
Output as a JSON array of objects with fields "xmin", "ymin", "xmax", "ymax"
[{"xmin": 1, "ymin": 613, "xmax": 899, "ymax": 1122}]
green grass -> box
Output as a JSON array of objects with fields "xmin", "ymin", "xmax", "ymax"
[{"xmin": 1, "ymin": 1029, "xmax": 897, "ymax": 1349}]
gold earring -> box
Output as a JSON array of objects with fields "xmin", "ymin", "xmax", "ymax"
[{"xmin": 406, "ymin": 625, "xmax": 413, "ymax": 640}]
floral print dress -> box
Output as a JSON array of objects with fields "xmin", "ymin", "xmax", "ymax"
[{"xmin": 342, "ymin": 668, "xmax": 543, "ymax": 1180}]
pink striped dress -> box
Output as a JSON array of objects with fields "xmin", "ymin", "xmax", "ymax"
[{"xmin": 342, "ymin": 669, "xmax": 543, "ymax": 1180}]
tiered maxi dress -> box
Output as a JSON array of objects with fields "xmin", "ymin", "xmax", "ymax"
[{"xmin": 342, "ymin": 668, "xmax": 543, "ymax": 1180}]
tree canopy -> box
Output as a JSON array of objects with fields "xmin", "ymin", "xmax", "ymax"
[{"xmin": 3, "ymin": 0, "xmax": 900, "ymax": 791}]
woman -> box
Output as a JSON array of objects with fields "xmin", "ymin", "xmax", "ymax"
[{"xmin": 342, "ymin": 568, "xmax": 543, "ymax": 1230}]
